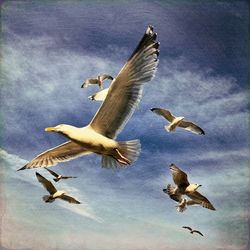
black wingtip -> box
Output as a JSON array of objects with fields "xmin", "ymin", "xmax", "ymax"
[{"xmin": 17, "ymin": 165, "xmax": 27, "ymax": 171}]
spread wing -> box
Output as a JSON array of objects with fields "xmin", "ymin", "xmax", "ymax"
[
  {"xmin": 179, "ymin": 120, "xmax": 205, "ymax": 135},
  {"xmin": 45, "ymin": 167, "xmax": 59, "ymax": 178},
  {"xmin": 99, "ymin": 74, "xmax": 113, "ymax": 82},
  {"xmin": 18, "ymin": 141, "xmax": 92, "ymax": 170},
  {"xmin": 60, "ymin": 194, "xmax": 81, "ymax": 204},
  {"xmin": 87, "ymin": 78, "xmax": 99, "ymax": 84},
  {"xmin": 186, "ymin": 191, "xmax": 216, "ymax": 210},
  {"xmin": 169, "ymin": 164, "xmax": 190, "ymax": 190},
  {"xmin": 186, "ymin": 199, "xmax": 201, "ymax": 206},
  {"xmin": 90, "ymin": 25, "xmax": 159, "ymax": 139},
  {"xmin": 36, "ymin": 172, "xmax": 57, "ymax": 195},
  {"xmin": 193, "ymin": 230, "xmax": 204, "ymax": 236},
  {"xmin": 182, "ymin": 226, "xmax": 192, "ymax": 231},
  {"xmin": 61, "ymin": 176, "xmax": 77, "ymax": 179},
  {"xmin": 150, "ymin": 108, "xmax": 175, "ymax": 122}
]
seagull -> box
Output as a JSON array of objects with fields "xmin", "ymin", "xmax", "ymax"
[
  {"xmin": 18, "ymin": 25, "xmax": 159, "ymax": 170},
  {"xmin": 182, "ymin": 226, "xmax": 204, "ymax": 236},
  {"xmin": 44, "ymin": 167, "xmax": 77, "ymax": 182},
  {"xmin": 35, "ymin": 172, "xmax": 81, "ymax": 204},
  {"xmin": 163, "ymin": 163, "xmax": 216, "ymax": 211},
  {"xmin": 150, "ymin": 108, "xmax": 205, "ymax": 135},
  {"xmin": 88, "ymin": 87, "xmax": 109, "ymax": 101},
  {"xmin": 81, "ymin": 74, "xmax": 114, "ymax": 89},
  {"xmin": 162, "ymin": 189, "xmax": 200, "ymax": 212}
]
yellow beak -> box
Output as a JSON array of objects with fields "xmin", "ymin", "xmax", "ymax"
[{"xmin": 45, "ymin": 127, "xmax": 56, "ymax": 132}]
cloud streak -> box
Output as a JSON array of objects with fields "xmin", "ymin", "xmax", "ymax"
[{"xmin": 0, "ymin": 149, "xmax": 102, "ymax": 223}]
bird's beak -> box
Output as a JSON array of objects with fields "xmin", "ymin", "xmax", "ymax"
[
  {"xmin": 81, "ymin": 83, "xmax": 85, "ymax": 88},
  {"xmin": 45, "ymin": 127, "xmax": 56, "ymax": 132}
]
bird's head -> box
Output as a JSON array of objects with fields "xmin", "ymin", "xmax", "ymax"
[
  {"xmin": 189, "ymin": 183, "xmax": 202, "ymax": 191},
  {"xmin": 45, "ymin": 124, "xmax": 74, "ymax": 136}
]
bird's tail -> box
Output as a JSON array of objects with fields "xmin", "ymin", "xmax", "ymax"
[
  {"xmin": 43, "ymin": 195, "xmax": 54, "ymax": 203},
  {"xmin": 101, "ymin": 140, "xmax": 141, "ymax": 169},
  {"xmin": 164, "ymin": 125, "xmax": 171, "ymax": 132}
]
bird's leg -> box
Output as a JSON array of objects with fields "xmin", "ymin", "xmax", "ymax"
[{"xmin": 113, "ymin": 149, "xmax": 131, "ymax": 165}]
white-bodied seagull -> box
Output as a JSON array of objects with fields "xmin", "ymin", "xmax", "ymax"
[
  {"xmin": 19, "ymin": 25, "xmax": 159, "ymax": 170},
  {"xmin": 36, "ymin": 172, "xmax": 81, "ymax": 204},
  {"xmin": 151, "ymin": 108, "xmax": 205, "ymax": 135},
  {"xmin": 163, "ymin": 163, "xmax": 215, "ymax": 211}
]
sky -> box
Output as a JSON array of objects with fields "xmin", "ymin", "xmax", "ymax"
[{"xmin": 0, "ymin": 1, "xmax": 249, "ymax": 250}]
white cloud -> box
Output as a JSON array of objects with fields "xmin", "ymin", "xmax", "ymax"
[{"xmin": 0, "ymin": 149, "xmax": 102, "ymax": 223}]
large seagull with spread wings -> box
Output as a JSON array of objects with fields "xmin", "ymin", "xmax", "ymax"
[{"xmin": 19, "ymin": 25, "xmax": 159, "ymax": 170}]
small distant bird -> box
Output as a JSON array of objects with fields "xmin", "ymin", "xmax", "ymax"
[
  {"xmin": 45, "ymin": 167, "xmax": 77, "ymax": 182},
  {"xmin": 182, "ymin": 226, "xmax": 204, "ymax": 236},
  {"xmin": 36, "ymin": 172, "xmax": 81, "ymax": 204},
  {"xmin": 150, "ymin": 108, "xmax": 205, "ymax": 135},
  {"xmin": 81, "ymin": 74, "xmax": 113, "ymax": 89},
  {"xmin": 163, "ymin": 163, "xmax": 216, "ymax": 211},
  {"xmin": 88, "ymin": 87, "xmax": 109, "ymax": 101}
]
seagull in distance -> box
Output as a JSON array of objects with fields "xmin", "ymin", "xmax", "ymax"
[
  {"xmin": 45, "ymin": 167, "xmax": 77, "ymax": 182},
  {"xmin": 36, "ymin": 172, "xmax": 81, "ymax": 204},
  {"xmin": 151, "ymin": 108, "xmax": 205, "ymax": 135},
  {"xmin": 81, "ymin": 74, "xmax": 113, "ymax": 89},
  {"xmin": 182, "ymin": 226, "xmax": 204, "ymax": 236},
  {"xmin": 164, "ymin": 163, "xmax": 216, "ymax": 211}
]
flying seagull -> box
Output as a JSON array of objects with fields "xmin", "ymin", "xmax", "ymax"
[
  {"xmin": 81, "ymin": 74, "xmax": 114, "ymax": 89},
  {"xmin": 44, "ymin": 167, "xmax": 77, "ymax": 182},
  {"xmin": 18, "ymin": 25, "xmax": 159, "ymax": 170},
  {"xmin": 162, "ymin": 189, "xmax": 200, "ymax": 213},
  {"xmin": 36, "ymin": 172, "xmax": 81, "ymax": 204},
  {"xmin": 88, "ymin": 87, "xmax": 109, "ymax": 101},
  {"xmin": 163, "ymin": 163, "xmax": 216, "ymax": 211},
  {"xmin": 150, "ymin": 108, "xmax": 205, "ymax": 135},
  {"xmin": 182, "ymin": 226, "xmax": 204, "ymax": 236}
]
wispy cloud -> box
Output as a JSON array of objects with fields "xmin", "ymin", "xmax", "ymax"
[{"xmin": 0, "ymin": 149, "xmax": 102, "ymax": 223}]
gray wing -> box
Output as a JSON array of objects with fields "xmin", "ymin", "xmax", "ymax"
[
  {"xmin": 36, "ymin": 172, "xmax": 57, "ymax": 195},
  {"xmin": 61, "ymin": 176, "xmax": 77, "ymax": 179},
  {"xmin": 98, "ymin": 74, "xmax": 113, "ymax": 82},
  {"xmin": 18, "ymin": 141, "xmax": 92, "ymax": 170},
  {"xmin": 90, "ymin": 25, "xmax": 159, "ymax": 139},
  {"xmin": 186, "ymin": 191, "xmax": 216, "ymax": 210},
  {"xmin": 150, "ymin": 108, "xmax": 175, "ymax": 122},
  {"xmin": 179, "ymin": 120, "xmax": 205, "ymax": 135},
  {"xmin": 186, "ymin": 199, "xmax": 201, "ymax": 206},
  {"xmin": 45, "ymin": 167, "xmax": 59, "ymax": 178},
  {"xmin": 169, "ymin": 164, "xmax": 190, "ymax": 190},
  {"xmin": 60, "ymin": 194, "xmax": 81, "ymax": 204},
  {"xmin": 87, "ymin": 78, "xmax": 99, "ymax": 84},
  {"xmin": 193, "ymin": 230, "xmax": 204, "ymax": 236},
  {"xmin": 182, "ymin": 226, "xmax": 192, "ymax": 231}
]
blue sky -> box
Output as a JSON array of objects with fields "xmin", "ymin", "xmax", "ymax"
[{"xmin": 0, "ymin": 1, "xmax": 249, "ymax": 250}]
